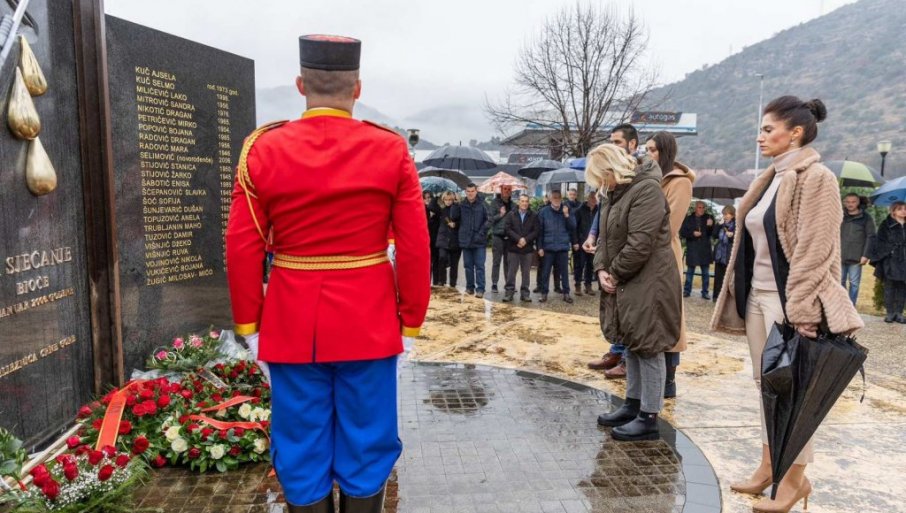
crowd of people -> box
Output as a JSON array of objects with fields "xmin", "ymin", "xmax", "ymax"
[{"xmin": 419, "ymin": 98, "xmax": 906, "ymax": 513}]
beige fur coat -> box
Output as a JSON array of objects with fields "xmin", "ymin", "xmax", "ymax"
[
  {"xmin": 710, "ymin": 147, "xmax": 864, "ymax": 335},
  {"xmin": 662, "ymin": 162, "xmax": 695, "ymax": 352}
]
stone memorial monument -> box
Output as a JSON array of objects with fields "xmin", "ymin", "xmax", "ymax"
[{"xmin": 0, "ymin": 0, "xmax": 255, "ymax": 447}]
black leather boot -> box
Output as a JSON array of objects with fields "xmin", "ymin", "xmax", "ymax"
[
  {"xmin": 664, "ymin": 366, "xmax": 677, "ymax": 399},
  {"xmin": 287, "ymin": 492, "xmax": 335, "ymax": 513},
  {"xmin": 597, "ymin": 398, "xmax": 639, "ymax": 427},
  {"xmin": 612, "ymin": 411, "xmax": 660, "ymax": 441},
  {"xmin": 339, "ymin": 487, "xmax": 385, "ymax": 513}
]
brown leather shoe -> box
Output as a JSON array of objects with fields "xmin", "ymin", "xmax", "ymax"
[
  {"xmin": 604, "ymin": 361, "xmax": 627, "ymax": 379},
  {"xmin": 588, "ymin": 352, "xmax": 622, "ymax": 370}
]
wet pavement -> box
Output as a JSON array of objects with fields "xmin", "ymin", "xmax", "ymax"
[{"xmin": 137, "ymin": 362, "xmax": 719, "ymax": 513}]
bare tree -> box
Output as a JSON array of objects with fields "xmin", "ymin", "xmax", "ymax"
[{"xmin": 487, "ymin": 3, "xmax": 658, "ymax": 158}]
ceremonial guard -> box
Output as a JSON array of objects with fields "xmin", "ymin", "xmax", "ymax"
[{"xmin": 226, "ymin": 35, "xmax": 430, "ymax": 512}]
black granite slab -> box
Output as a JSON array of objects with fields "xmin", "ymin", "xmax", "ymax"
[
  {"xmin": 0, "ymin": 0, "xmax": 95, "ymax": 448},
  {"xmin": 105, "ymin": 16, "xmax": 255, "ymax": 373}
]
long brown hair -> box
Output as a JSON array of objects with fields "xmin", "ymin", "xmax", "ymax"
[{"xmin": 647, "ymin": 131, "xmax": 677, "ymax": 176}]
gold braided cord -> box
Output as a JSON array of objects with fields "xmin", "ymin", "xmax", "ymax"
[
  {"xmin": 236, "ymin": 120, "xmax": 288, "ymax": 243},
  {"xmin": 272, "ymin": 254, "xmax": 389, "ymax": 271},
  {"xmin": 273, "ymin": 251, "xmax": 388, "ymax": 263}
]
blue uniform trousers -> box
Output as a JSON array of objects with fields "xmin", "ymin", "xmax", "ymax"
[{"xmin": 269, "ymin": 356, "xmax": 401, "ymax": 506}]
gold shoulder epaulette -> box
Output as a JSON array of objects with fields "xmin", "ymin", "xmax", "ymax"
[
  {"xmin": 362, "ymin": 119, "xmax": 403, "ymax": 137},
  {"xmin": 236, "ymin": 120, "xmax": 288, "ymax": 243}
]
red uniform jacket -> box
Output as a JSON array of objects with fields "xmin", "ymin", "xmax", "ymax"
[{"xmin": 225, "ymin": 108, "xmax": 430, "ymax": 363}]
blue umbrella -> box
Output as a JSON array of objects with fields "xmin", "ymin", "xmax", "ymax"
[
  {"xmin": 569, "ymin": 158, "xmax": 586, "ymax": 170},
  {"xmin": 870, "ymin": 176, "xmax": 906, "ymax": 206}
]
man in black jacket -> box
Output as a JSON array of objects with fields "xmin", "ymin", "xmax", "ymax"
[
  {"xmin": 503, "ymin": 195, "xmax": 539, "ymax": 302},
  {"xmin": 574, "ymin": 192, "xmax": 598, "ymax": 295},
  {"xmin": 840, "ymin": 194, "xmax": 876, "ymax": 305},
  {"xmin": 489, "ymin": 185, "xmax": 514, "ymax": 293},
  {"xmin": 680, "ymin": 201, "xmax": 714, "ymax": 299}
]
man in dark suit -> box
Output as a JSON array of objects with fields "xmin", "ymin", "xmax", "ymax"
[{"xmin": 503, "ymin": 195, "xmax": 539, "ymax": 302}]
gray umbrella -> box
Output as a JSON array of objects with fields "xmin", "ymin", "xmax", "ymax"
[
  {"xmin": 423, "ymin": 145, "xmax": 497, "ymax": 171},
  {"xmin": 518, "ymin": 159, "xmax": 563, "ymax": 180},
  {"xmin": 536, "ymin": 167, "xmax": 585, "ymax": 187},
  {"xmin": 418, "ymin": 167, "xmax": 472, "ymax": 189}
]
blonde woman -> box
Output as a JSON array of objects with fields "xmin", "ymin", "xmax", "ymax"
[
  {"xmin": 589, "ymin": 144, "xmax": 681, "ymax": 441},
  {"xmin": 711, "ymin": 96, "xmax": 863, "ymax": 512}
]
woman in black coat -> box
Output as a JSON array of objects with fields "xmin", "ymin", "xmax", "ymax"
[
  {"xmin": 435, "ymin": 191, "xmax": 462, "ymax": 287},
  {"xmin": 425, "ymin": 192, "xmax": 442, "ymax": 285},
  {"xmin": 872, "ymin": 201, "xmax": 906, "ymax": 323}
]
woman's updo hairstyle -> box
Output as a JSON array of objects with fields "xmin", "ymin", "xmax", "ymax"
[{"xmin": 763, "ymin": 95, "xmax": 827, "ymax": 146}]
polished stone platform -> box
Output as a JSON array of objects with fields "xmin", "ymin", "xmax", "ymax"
[{"xmin": 136, "ymin": 362, "xmax": 720, "ymax": 513}]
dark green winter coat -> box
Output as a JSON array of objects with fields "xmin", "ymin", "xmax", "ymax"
[{"xmin": 593, "ymin": 159, "xmax": 682, "ymax": 357}]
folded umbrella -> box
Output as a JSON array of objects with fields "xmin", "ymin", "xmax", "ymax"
[
  {"xmin": 870, "ymin": 176, "xmax": 906, "ymax": 207},
  {"xmin": 761, "ymin": 324, "xmax": 868, "ymax": 499}
]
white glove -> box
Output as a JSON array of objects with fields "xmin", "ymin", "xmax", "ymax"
[{"xmin": 244, "ymin": 333, "xmax": 271, "ymax": 384}]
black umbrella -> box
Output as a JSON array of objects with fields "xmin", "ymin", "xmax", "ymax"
[
  {"xmin": 692, "ymin": 174, "xmax": 749, "ymax": 200},
  {"xmin": 536, "ymin": 167, "xmax": 585, "ymax": 187},
  {"xmin": 419, "ymin": 176, "xmax": 462, "ymax": 194},
  {"xmin": 423, "ymin": 145, "xmax": 496, "ymax": 171},
  {"xmin": 418, "ymin": 167, "xmax": 472, "ymax": 189},
  {"xmin": 761, "ymin": 324, "xmax": 868, "ymax": 499},
  {"xmin": 518, "ymin": 159, "xmax": 563, "ymax": 180}
]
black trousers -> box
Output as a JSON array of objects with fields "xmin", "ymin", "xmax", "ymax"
[
  {"xmin": 713, "ymin": 263, "xmax": 728, "ymax": 300},
  {"xmin": 438, "ymin": 248, "xmax": 461, "ymax": 287},
  {"xmin": 430, "ymin": 243, "xmax": 440, "ymax": 285},
  {"xmin": 573, "ymin": 250, "xmax": 594, "ymax": 286},
  {"xmin": 491, "ymin": 236, "xmax": 509, "ymax": 288},
  {"xmin": 505, "ymin": 252, "xmax": 533, "ymax": 297},
  {"xmin": 884, "ymin": 279, "xmax": 906, "ymax": 316}
]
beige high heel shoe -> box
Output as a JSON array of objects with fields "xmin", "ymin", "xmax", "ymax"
[
  {"xmin": 730, "ymin": 474, "xmax": 772, "ymax": 495},
  {"xmin": 752, "ymin": 477, "xmax": 812, "ymax": 513}
]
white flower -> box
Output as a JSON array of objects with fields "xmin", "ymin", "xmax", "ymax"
[
  {"xmin": 215, "ymin": 408, "xmax": 227, "ymax": 418},
  {"xmin": 170, "ymin": 437, "xmax": 188, "ymax": 453},
  {"xmin": 165, "ymin": 426, "xmax": 181, "ymax": 441},
  {"xmin": 253, "ymin": 438, "xmax": 269, "ymax": 454},
  {"xmin": 238, "ymin": 403, "xmax": 252, "ymax": 419},
  {"xmin": 209, "ymin": 444, "xmax": 226, "ymax": 460},
  {"xmin": 254, "ymin": 408, "xmax": 270, "ymax": 422}
]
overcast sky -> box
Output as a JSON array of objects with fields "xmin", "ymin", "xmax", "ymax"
[{"xmin": 106, "ymin": 0, "xmax": 856, "ymax": 140}]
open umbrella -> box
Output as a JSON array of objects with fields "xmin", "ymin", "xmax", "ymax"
[
  {"xmin": 418, "ymin": 167, "xmax": 472, "ymax": 189},
  {"xmin": 419, "ymin": 176, "xmax": 462, "ymax": 194},
  {"xmin": 869, "ymin": 176, "xmax": 906, "ymax": 206},
  {"xmin": 692, "ymin": 174, "xmax": 749, "ymax": 200},
  {"xmin": 477, "ymin": 171, "xmax": 526, "ymax": 194},
  {"xmin": 824, "ymin": 160, "xmax": 885, "ymax": 187},
  {"xmin": 761, "ymin": 324, "xmax": 868, "ymax": 499},
  {"xmin": 569, "ymin": 158, "xmax": 586, "ymax": 170},
  {"xmin": 536, "ymin": 167, "xmax": 585, "ymax": 187},
  {"xmin": 423, "ymin": 145, "xmax": 496, "ymax": 171},
  {"xmin": 518, "ymin": 159, "xmax": 562, "ymax": 180}
]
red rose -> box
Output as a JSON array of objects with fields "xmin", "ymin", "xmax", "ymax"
[
  {"xmin": 115, "ymin": 454, "xmax": 131, "ymax": 468},
  {"xmin": 252, "ymin": 388, "xmax": 262, "ymax": 398},
  {"xmin": 125, "ymin": 394, "xmax": 138, "ymax": 407},
  {"xmin": 212, "ymin": 393, "xmax": 223, "ymax": 402},
  {"xmin": 187, "ymin": 423, "xmax": 200, "ymax": 432},
  {"xmin": 91, "ymin": 418, "xmax": 103, "ymax": 430},
  {"xmin": 178, "ymin": 415, "xmax": 190, "ymax": 424},
  {"xmin": 75, "ymin": 445, "xmax": 91, "ymax": 456},
  {"xmin": 251, "ymin": 398, "xmax": 261, "ymax": 405},
  {"xmin": 196, "ymin": 401, "xmax": 208, "ymax": 409},
  {"xmin": 214, "ymin": 363, "xmax": 225, "ymax": 371},
  {"xmin": 88, "ymin": 450, "xmax": 105, "ymax": 465},
  {"xmin": 131, "ymin": 403, "xmax": 145, "ymax": 417},
  {"xmin": 260, "ymin": 421, "xmax": 270, "ymax": 429},
  {"xmin": 151, "ymin": 454, "xmax": 167, "ymax": 468},
  {"xmin": 218, "ymin": 430, "xmax": 229, "ymax": 440},
  {"xmin": 98, "ymin": 464, "xmax": 115, "ymax": 481},
  {"xmin": 101, "ymin": 445, "xmax": 117, "ymax": 457},
  {"xmin": 32, "ymin": 473, "xmax": 49, "ymax": 488},
  {"xmin": 229, "ymin": 445, "xmax": 242, "ymax": 456},
  {"xmin": 157, "ymin": 394, "xmax": 171, "ymax": 408},
  {"xmin": 233, "ymin": 427, "xmax": 245, "ymax": 437},
  {"xmin": 187, "ymin": 448, "xmax": 201, "ymax": 459},
  {"xmin": 140, "ymin": 400, "xmax": 158, "ymax": 416},
  {"xmin": 231, "ymin": 390, "xmax": 242, "ymax": 398},
  {"xmin": 101, "ymin": 391, "xmax": 115, "ymax": 405},
  {"xmin": 229, "ymin": 370, "xmax": 240, "ymax": 379},
  {"xmin": 201, "ymin": 428, "xmax": 214, "ymax": 440},
  {"xmin": 42, "ymin": 480, "xmax": 61, "ymax": 500},
  {"xmin": 263, "ymin": 383, "xmax": 270, "ymax": 390},
  {"xmin": 63, "ymin": 465, "xmax": 79, "ymax": 482},
  {"xmin": 66, "ymin": 436, "xmax": 81, "ymax": 449},
  {"xmin": 140, "ymin": 389, "xmax": 154, "ymax": 400},
  {"xmin": 180, "ymin": 389, "xmax": 194, "ymax": 400},
  {"xmin": 169, "ymin": 383, "xmax": 182, "ymax": 394},
  {"xmin": 77, "ymin": 406, "xmax": 93, "ymax": 418},
  {"xmin": 30, "ymin": 464, "xmax": 48, "ymax": 477},
  {"xmin": 118, "ymin": 420, "xmax": 132, "ymax": 435},
  {"xmin": 55, "ymin": 454, "xmax": 75, "ymax": 466},
  {"xmin": 249, "ymin": 366, "xmax": 259, "ymax": 375},
  {"xmin": 132, "ymin": 436, "xmax": 150, "ymax": 455}
]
